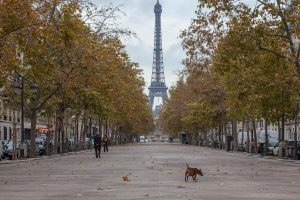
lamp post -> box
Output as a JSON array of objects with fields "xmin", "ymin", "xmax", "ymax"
[
  {"xmin": 13, "ymin": 73, "xmax": 39, "ymax": 158},
  {"xmin": 20, "ymin": 77, "xmax": 24, "ymax": 142},
  {"xmin": 12, "ymin": 74, "xmax": 25, "ymax": 143}
]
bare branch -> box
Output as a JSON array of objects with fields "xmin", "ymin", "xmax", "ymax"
[{"xmin": 275, "ymin": 0, "xmax": 296, "ymax": 56}]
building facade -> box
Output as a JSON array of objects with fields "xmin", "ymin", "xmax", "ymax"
[{"xmin": 0, "ymin": 97, "xmax": 48, "ymax": 141}]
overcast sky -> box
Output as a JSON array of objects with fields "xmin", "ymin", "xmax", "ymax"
[
  {"xmin": 92, "ymin": 0, "xmax": 198, "ymax": 95},
  {"xmin": 92, "ymin": 0, "xmax": 256, "ymax": 96}
]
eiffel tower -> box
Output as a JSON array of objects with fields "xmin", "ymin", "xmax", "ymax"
[{"xmin": 148, "ymin": 0, "xmax": 168, "ymax": 108}]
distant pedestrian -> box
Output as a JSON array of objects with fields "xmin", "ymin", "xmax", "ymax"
[
  {"xmin": 103, "ymin": 134, "xmax": 109, "ymax": 152},
  {"xmin": 94, "ymin": 133, "xmax": 101, "ymax": 158}
]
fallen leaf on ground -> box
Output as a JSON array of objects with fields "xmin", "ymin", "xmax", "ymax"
[
  {"xmin": 144, "ymin": 194, "xmax": 149, "ymax": 197},
  {"xmin": 219, "ymin": 182, "xmax": 225, "ymax": 186},
  {"xmin": 97, "ymin": 185, "xmax": 106, "ymax": 190},
  {"xmin": 177, "ymin": 185, "xmax": 185, "ymax": 188},
  {"xmin": 123, "ymin": 176, "xmax": 129, "ymax": 181}
]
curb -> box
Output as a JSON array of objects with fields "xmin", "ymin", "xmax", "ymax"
[
  {"xmin": 197, "ymin": 146, "xmax": 300, "ymax": 165},
  {"xmin": 0, "ymin": 149, "xmax": 92, "ymax": 165}
]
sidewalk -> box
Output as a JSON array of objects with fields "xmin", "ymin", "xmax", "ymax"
[
  {"xmin": 198, "ymin": 145, "xmax": 300, "ymax": 165},
  {"xmin": 0, "ymin": 149, "xmax": 92, "ymax": 165},
  {"xmin": 2, "ymin": 143, "xmax": 300, "ymax": 200}
]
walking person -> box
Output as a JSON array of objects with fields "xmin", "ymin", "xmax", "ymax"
[
  {"xmin": 94, "ymin": 133, "xmax": 101, "ymax": 158},
  {"xmin": 103, "ymin": 134, "xmax": 109, "ymax": 152}
]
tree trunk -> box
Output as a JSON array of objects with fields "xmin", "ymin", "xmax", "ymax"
[
  {"xmin": 241, "ymin": 118, "xmax": 244, "ymax": 149},
  {"xmin": 76, "ymin": 114, "xmax": 79, "ymax": 147},
  {"xmin": 218, "ymin": 125, "xmax": 222, "ymax": 146},
  {"xmin": 220, "ymin": 125, "xmax": 223, "ymax": 149},
  {"xmin": 252, "ymin": 118, "xmax": 258, "ymax": 153},
  {"xmin": 53, "ymin": 114, "xmax": 58, "ymax": 154},
  {"xmin": 58, "ymin": 119, "xmax": 61, "ymax": 153},
  {"xmin": 12, "ymin": 110, "xmax": 17, "ymax": 160},
  {"xmin": 89, "ymin": 117, "xmax": 92, "ymax": 148},
  {"xmin": 98, "ymin": 117, "xmax": 102, "ymax": 137},
  {"xmin": 294, "ymin": 104, "xmax": 298, "ymax": 159},
  {"xmin": 232, "ymin": 119, "xmax": 238, "ymax": 151},
  {"xmin": 278, "ymin": 118, "xmax": 281, "ymax": 142},
  {"xmin": 246, "ymin": 117, "xmax": 250, "ymax": 153},
  {"xmin": 79, "ymin": 111, "xmax": 87, "ymax": 150},
  {"xmin": 265, "ymin": 119, "xmax": 268, "ymax": 156},
  {"xmin": 60, "ymin": 117, "xmax": 65, "ymax": 153},
  {"xmin": 30, "ymin": 109, "xmax": 37, "ymax": 158},
  {"xmin": 224, "ymin": 122, "xmax": 228, "ymax": 151},
  {"xmin": 281, "ymin": 114, "xmax": 285, "ymax": 141}
]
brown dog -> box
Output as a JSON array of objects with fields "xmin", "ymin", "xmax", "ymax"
[{"xmin": 185, "ymin": 163, "xmax": 203, "ymax": 182}]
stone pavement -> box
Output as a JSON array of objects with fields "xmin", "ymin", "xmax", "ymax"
[{"xmin": 0, "ymin": 143, "xmax": 300, "ymax": 200}]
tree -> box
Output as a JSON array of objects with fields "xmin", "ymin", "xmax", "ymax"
[{"xmin": 0, "ymin": 0, "xmax": 152, "ymax": 157}]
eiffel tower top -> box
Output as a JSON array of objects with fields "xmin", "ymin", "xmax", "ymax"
[{"xmin": 154, "ymin": 0, "xmax": 162, "ymax": 12}]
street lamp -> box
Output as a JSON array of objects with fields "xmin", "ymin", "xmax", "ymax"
[
  {"xmin": 12, "ymin": 73, "xmax": 39, "ymax": 158},
  {"xmin": 12, "ymin": 74, "xmax": 24, "ymax": 142}
]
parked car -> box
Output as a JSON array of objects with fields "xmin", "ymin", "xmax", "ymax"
[
  {"xmin": 35, "ymin": 138, "xmax": 46, "ymax": 156},
  {"xmin": 26, "ymin": 139, "xmax": 46, "ymax": 156},
  {"xmin": 68, "ymin": 139, "xmax": 77, "ymax": 152},
  {"xmin": 3, "ymin": 140, "xmax": 21, "ymax": 160},
  {"xmin": 273, "ymin": 143, "xmax": 280, "ymax": 156},
  {"xmin": 258, "ymin": 142, "xmax": 278, "ymax": 155},
  {"xmin": 85, "ymin": 138, "xmax": 94, "ymax": 148},
  {"xmin": 287, "ymin": 141, "xmax": 300, "ymax": 158},
  {"xmin": 2, "ymin": 140, "xmax": 9, "ymax": 156},
  {"xmin": 267, "ymin": 142, "xmax": 278, "ymax": 155},
  {"xmin": 272, "ymin": 141, "xmax": 300, "ymax": 157}
]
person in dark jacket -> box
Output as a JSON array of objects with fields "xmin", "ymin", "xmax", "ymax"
[
  {"xmin": 94, "ymin": 133, "xmax": 101, "ymax": 158},
  {"xmin": 103, "ymin": 134, "xmax": 109, "ymax": 152}
]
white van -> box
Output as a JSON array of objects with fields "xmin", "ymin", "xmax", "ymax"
[
  {"xmin": 139, "ymin": 136, "xmax": 145, "ymax": 143},
  {"xmin": 257, "ymin": 129, "xmax": 279, "ymax": 144}
]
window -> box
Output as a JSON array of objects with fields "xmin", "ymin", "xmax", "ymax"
[
  {"xmin": 4, "ymin": 126, "xmax": 7, "ymax": 140},
  {"xmin": 9, "ymin": 127, "xmax": 12, "ymax": 139}
]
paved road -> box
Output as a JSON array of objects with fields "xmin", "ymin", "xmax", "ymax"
[{"xmin": 0, "ymin": 143, "xmax": 300, "ymax": 200}]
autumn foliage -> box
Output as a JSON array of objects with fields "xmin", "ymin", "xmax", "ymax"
[
  {"xmin": 160, "ymin": 0, "xmax": 300, "ymax": 150},
  {"xmin": 0, "ymin": 0, "xmax": 153, "ymax": 157}
]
